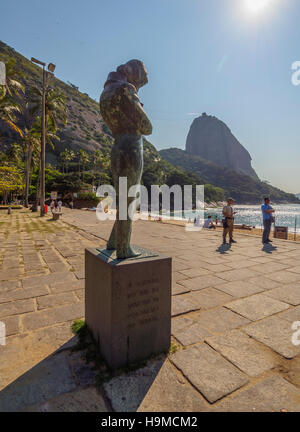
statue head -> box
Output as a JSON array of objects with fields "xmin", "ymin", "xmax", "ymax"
[{"xmin": 116, "ymin": 60, "xmax": 148, "ymax": 90}]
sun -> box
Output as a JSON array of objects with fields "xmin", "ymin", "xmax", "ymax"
[{"xmin": 245, "ymin": 0, "xmax": 272, "ymax": 14}]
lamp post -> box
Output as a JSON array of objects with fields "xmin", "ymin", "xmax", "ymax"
[{"xmin": 31, "ymin": 57, "xmax": 56, "ymax": 216}]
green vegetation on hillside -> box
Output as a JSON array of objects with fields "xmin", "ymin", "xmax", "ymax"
[{"xmin": 0, "ymin": 40, "xmax": 113, "ymax": 160}]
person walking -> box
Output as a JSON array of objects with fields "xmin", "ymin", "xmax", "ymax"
[
  {"xmin": 261, "ymin": 197, "xmax": 275, "ymax": 244},
  {"xmin": 58, "ymin": 199, "xmax": 62, "ymax": 212},
  {"xmin": 222, "ymin": 198, "xmax": 237, "ymax": 244}
]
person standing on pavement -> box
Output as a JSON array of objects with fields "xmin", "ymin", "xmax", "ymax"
[
  {"xmin": 222, "ymin": 198, "xmax": 237, "ymax": 244},
  {"xmin": 261, "ymin": 197, "xmax": 275, "ymax": 244}
]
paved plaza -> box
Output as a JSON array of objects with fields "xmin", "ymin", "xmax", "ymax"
[{"xmin": 0, "ymin": 208, "xmax": 300, "ymax": 411}]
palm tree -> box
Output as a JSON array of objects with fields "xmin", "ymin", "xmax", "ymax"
[
  {"xmin": 77, "ymin": 149, "xmax": 89, "ymax": 180},
  {"xmin": 0, "ymin": 96, "xmax": 23, "ymax": 139},
  {"xmin": 23, "ymin": 125, "xmax": 40, "ymax": 207},
  {"xmin": 30, "ymin": 84, "xmax": 66, "ymax": 209},
  {"xmin": 0, "ymin": 59, "xmax": 24, "ymax": 140},
  {"xmin": 92, "ymin": 149, "xmax": 110, "ymax": 183},
  {"xmin": 61, "ymin": 149, "xmax": 75, "ymax": 173},
  {"xmin": 31, "ymin": 85, "xmax": 67, "ymax": 131},
  {"xmin": 2, "ymin": 59, "xmax": 25, "ymax": 97}
]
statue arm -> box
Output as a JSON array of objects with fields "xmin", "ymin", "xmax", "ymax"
[{"xmin": 122, "ymin": 85, "xmax": 153, "ymax": 135}]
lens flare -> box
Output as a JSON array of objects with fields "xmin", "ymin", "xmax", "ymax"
[{"xmin": 245, "ymin": 0, "xmax": 272, "ymax": 13}]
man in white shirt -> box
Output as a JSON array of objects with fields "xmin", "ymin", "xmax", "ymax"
[{"xmin": 222, "ymin": 198, "xmax": 237, "ymax": 244}]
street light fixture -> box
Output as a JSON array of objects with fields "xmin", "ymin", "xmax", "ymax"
[{"xmin": 31, "ymin": 57, "xmax": 56, "ymax": 216}]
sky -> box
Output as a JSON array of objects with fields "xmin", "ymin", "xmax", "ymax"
[{"xmin": 1, "ymin": 0, "xmax": 300, "ymax": 193}]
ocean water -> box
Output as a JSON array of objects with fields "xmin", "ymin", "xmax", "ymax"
[{"xmin": 174, "ymin": 204, "xmax": 300, "ymax": 232}]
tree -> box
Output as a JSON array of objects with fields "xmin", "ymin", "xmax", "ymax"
[
  {"xmin": 31, "ymin": 85, "xmax": 67, "ymax": 131},
  {"xmin": 0, "ymin": 59, "xmax": 24, "ymax": 140},
  {"xmin": 77, "ymin": 149, "xmax": 89, "ymax": 180},
  {"xmin": 30, "ymin": 84, "xmax": 66, "ymax": 211},
  {"xmin": 23, "ymin": 125, "xmax": 41, "ymax": 207},
  {"xmin": 61, "ymin": 149, "xmax": 75, "ymax": 173},
  {"xmin": 0, "ymin": 165, "xmax": 23, "ymax": 204}
]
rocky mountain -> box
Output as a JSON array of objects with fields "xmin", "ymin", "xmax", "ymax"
[
  {"xmin": 186, "ymin": 113, "xmax": 259, "ymax": 180},
  {"xmin": 160, "ymin": 148, "xmax": 300, "ymax": 204}
]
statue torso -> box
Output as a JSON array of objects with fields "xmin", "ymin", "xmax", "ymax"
[{"xmin": 100, "ymin": 82, "xmax": 152, "ymax": 136}]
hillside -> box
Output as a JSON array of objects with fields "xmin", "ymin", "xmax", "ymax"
[
  {"xmin": 160, "ymin": 148, "xmax": 299, "ymax": 204},
  {"xmin": 186, "ymin": 113, "xmax": 259, "ymax": 180},
  {"xmin": 0, "ymin": 40, "xmax": 113, "ymax": 162}
]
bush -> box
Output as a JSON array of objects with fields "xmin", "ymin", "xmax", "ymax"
[{"xmin": 78, "ymin": 192, "xmax": 100, "ymax": 202}]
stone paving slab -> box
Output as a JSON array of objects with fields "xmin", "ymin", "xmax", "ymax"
[
  {"xmin": 137, "ymin": 361, "xmax": 207, "ymax": 412},
  {"xmin": 170, "ymin": 344, "xmax": 249, "ymax": 403},
  {"xmin": 178, "ymin": 275, "xmax": 225, "ymax": 291},
  {"xmin": 206, "ymin": 330, "xmax": 278, "ymax": 377},
  {"xmin": 36, "ymin": 292, "xmax": 78, "ymax": 310},
  {"xmin": 189, "ymin": 287, "xmax": 233, "ymax": 309},
  {"xmin": 27, "ymin": 387, "xmax": 108, "ymax": 412},
  {"xmin": 172, "ymin": 316, "xmax": 212, "ymax": 346},
  {"xmin": 22, "ymin": 303, "xmax": 84, "ymax": 331},
  {"xmin": 216, "ymin": 280, "xmax": 264, "ymax": 298},
  {"xmin": 0, "ymin": 286, "xmax": 49, "ymax": 304},
  {"xmin": 215, "ymin": 268, "xmax": 261, "ymax": 282},
  {"xmin": 209, "ymin": 376, "xmax": 300, "ymax": 412},
  {"xmin": 0, "ymin": 352, "xmax": 76, "ymax": 412},
  {"xmin": 268, "ymin": 270, "xmax": 300, "ymax": 284},
  {"xmin": 277, "ymin": 305, "xmax": 300, "ymax": 323},
  {"xmin": 0, "ymin": 298, "xmax": 35, "ymax": 319},
  {"xmin": 264, "ymin": 284, "xmax": 300, "ymax": 306},
  {"xmin": 171, "ymin": 295, "xmax": 200, "ymax": 317},
  {"xmin": 244, "ymin": 316, "xmax": 300, "ymax": 359},
  {"xmin": 192, "ymin": 307, "xmax": 250, "ymax": 333},
  {"xmin": 226, "ymin": 294, "xmax": 290, "ymax": 321},
  {"xmin": 246, "ymin": 276, "xmax": 282, "ymax": 291}
]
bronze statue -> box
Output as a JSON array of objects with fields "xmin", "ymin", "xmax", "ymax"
[{"xmin": 100, "ymin": 60, "xmax": 152, "ymax": 259}]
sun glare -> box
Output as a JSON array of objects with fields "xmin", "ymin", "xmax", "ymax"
[{"xmin": 245, "ymin": 0, "xmax": 272, "ymax": 14}]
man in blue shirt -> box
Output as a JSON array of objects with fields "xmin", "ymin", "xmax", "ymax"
[{"xmin": 261, "ymin": 197, "xmax": 275, "ymax": 244}]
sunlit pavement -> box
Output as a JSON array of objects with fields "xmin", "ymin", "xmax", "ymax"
[{"xmin": 0, "ymin": 207, "xmax": 300, "ymax": 412}]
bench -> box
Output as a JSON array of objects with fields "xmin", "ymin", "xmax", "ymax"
[{"xmin": 52, "ymin": 212, "xmax": 63, "ymax": 221}]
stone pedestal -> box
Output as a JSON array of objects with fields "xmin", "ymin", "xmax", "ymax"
[{"xmin": 85, "ymin": 248, "xmax": 172, "ymax": 370}]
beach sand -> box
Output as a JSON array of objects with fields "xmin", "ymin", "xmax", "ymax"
[{"xmin": 151, "ymin": 218, "xmax": 300, "ymax": 242}]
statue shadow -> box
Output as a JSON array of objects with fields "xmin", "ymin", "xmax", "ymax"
[
  {"xmin": 216, "ymin": 243, "xmax": 232, "ymax": 255},
  {"xmin": 262, "ymin": 243, "xmax": 278, "ymax": 254},
  {"xmin": 0, "ymin": 336, "xmax": 165, "ymax": 412}
]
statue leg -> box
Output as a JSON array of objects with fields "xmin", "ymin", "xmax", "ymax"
[
  {"xmin": 107, "ymin": 222, "xmax": 116, "ymax": 250},
  {"xmin": 108, "ymin": 134, "xmax": 143, "ymax": 259}
]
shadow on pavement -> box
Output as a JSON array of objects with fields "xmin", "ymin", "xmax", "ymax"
[
  {"xmin": 0, "ymin": 336, "xmax": 164, "ymax": 412},
  {"xmin": 216, "ymin": 243, "xmax": 232, "ymax": 255},
  {"xmin": 262, "ymin": 243, "xmax": 278, "ymax": 254}
]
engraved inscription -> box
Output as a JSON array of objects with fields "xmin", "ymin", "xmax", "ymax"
[{"xmin": 127, "ymin": 278, "xmax": 160, "ymax": 329}]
